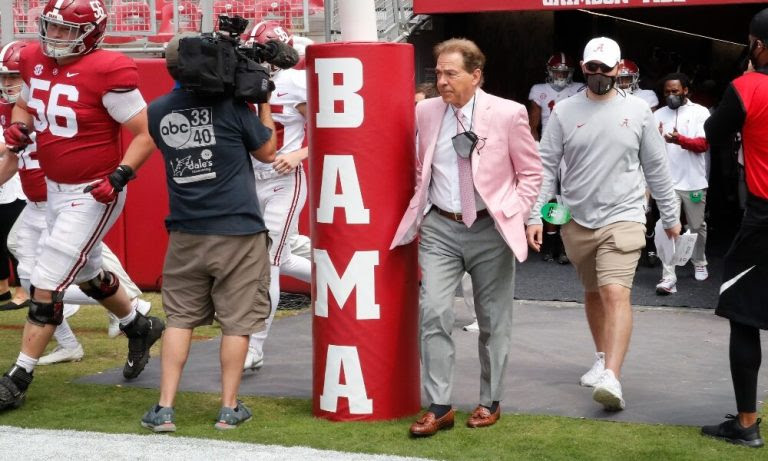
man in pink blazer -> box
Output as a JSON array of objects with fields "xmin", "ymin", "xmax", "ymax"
[{"xmin": 390, "ymin": 38, "xmax": 541, "ymax": 437}]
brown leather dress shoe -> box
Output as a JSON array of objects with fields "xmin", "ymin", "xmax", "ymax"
[
  {"xmin": 466, "ymin": 405, "xmax": 500, "ymax": 428},
  {"xmin": 409, "ymin": 409, "xmax": 455, "ymax": 437}
]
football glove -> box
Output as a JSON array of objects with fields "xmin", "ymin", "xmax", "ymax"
[
  {"xmin": 84, "ymin": 165, "xmax": 135, "ymax": 204},
  {"xmin": 3, "ymin": 122, "xmax": 32, "ymax": 152}
]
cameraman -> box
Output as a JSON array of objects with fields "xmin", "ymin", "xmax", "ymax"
[{"xmin": 141, "ymin": 33, "xmax": 276, "ymax": 432}]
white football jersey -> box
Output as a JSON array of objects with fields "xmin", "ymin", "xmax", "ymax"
[
  {"xmin": 528, "ymin": 82, "xmax": 581, "ymax": 130},
  {"xmin": 632, "ymin": 89, "xmax": 659, "ymax": 109},
  {"xmin": 254, "ymin": 68, "xmax": 308, "ymax": 171}
]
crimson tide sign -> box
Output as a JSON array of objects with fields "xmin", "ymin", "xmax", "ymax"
[
  {"xmin": 307, "ymin": 43, "xmax": 420, "ymax": 421},
  {"xmin": 414, "ymin": 0, "xmax": 766, "ymax": 13}
]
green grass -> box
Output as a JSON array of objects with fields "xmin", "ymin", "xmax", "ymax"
[{"xmin": 0, "ymin": 292, "xmax": 765, "ymax": 460}]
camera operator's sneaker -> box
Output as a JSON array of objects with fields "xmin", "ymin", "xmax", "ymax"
[
  {"xmin": 38, "ymin": 343, "xmax": 84, "ymax": 365},
  {"xmin": 0, "ymin": 365, "xmax": 33, "ymax": 411},
  {"xmin": 109, "ymin": 299, "xmax": 152, "ymax": 339},
  {"xmin": 214, "ymin": 401, "xmax": 252, "ymax": 430},
  {"xmin": 579, "ymin": 352, "xmax": 605, "ymax": 387},
  {"xmin": 701, "ymin": 414, "xmax": 763, "ymax": 448},
  {"xmin": 655, "ymin": 278, "xmax": 677, "ymax": 295},
  {"xmin": 243, "ymin": 346, "xmax": 263, "ymax": 371},
  {"xmin": 121, "ymin": 312, "xmax": 165, "ymax": 379},
  {"xmin": 694, "ymin": 265, "xmax": 709, "ymax": 281},
  {"xmin": 141, "ymin": 405, "xmax": 176, "ymax": 433},
  {"xmin": 592, "ymin": 369, "xmax": 625, "ymax": 411}
]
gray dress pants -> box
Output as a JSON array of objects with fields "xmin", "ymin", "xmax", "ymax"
[{"xmin": 418, "ymin": 209, "xmax": 516, "ymax": 407}]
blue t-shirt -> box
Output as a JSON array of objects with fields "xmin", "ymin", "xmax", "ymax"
[{"xmin": 148, "ymin": 89, "xmax": 272, "ymax": 235}]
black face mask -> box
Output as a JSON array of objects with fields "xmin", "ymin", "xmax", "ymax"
[
  {"xmin": 666, "ymin": 94, "xmax": 684, "ymax": 110},
  {"xmin": 586, "ymin": 73, "xmax": 615, "ymax": 95}
]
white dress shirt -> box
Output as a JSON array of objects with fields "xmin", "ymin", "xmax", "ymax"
[{"xmin": 428, "ymin": 93, "xmax": 487, "ymax": 214}]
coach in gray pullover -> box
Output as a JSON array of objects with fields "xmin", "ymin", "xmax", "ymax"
[{"xmin": 527, "ymin": 37, "xmax": 680, "ymax": 412}]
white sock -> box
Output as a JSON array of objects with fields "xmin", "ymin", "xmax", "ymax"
[
  {"xmin": 118, "ymin": 307, "xmax": 137, "ymax": 327},
  {"xmin": 54, "ymin": 319, "xmax": 80, "ymax": 349},
  {"xmin": 15, "ymin": 352, "xmax": 38, "ymax": 373}
]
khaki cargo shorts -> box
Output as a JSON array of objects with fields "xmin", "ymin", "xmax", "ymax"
[
  {"xmin": 560, "ymin": 220, "xmax": 645, "ymax": 292},
  {"xmin": 161, "ymin": 231, "xmax": 271, "ymax": 336}
]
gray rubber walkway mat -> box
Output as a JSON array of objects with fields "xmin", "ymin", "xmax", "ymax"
[
  {"xmin": 79, "ymin": 301, "xmax": 765, "ymax": 426},
  {"xmin": 514, "ymin": 255, "xmax": 722, "ymax": 308}
]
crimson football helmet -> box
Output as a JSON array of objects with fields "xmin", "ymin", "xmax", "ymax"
[
  {"xmin": 617, "ymin": 59, "xmax": 640, "ymax": 91},
  {"xmin": 0, "ymin": 41, "xmax": 31, "ymax": 103},
  {"xmin": 244, "ymin": 20, "xmax": 294, "ymax": 73},
  {"xmin": 39, "ymin": 0, "xmax": 108, "ymax": 58},
  {"xmin": 546, "ymin": 52, "xmax": 575, "ymax": 91},
  {"xmin": 245, "ymin": 20, "xmax": 294, "ymax": 47}
]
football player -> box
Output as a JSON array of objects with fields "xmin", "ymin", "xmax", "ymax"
[
  {"xmin": 528, "ymin": 53, "xmax": 580, "ymax": 264},
  {"xmin": 0, "ymin": 0, "xmax": 164, "ymax": 411},
  {"xmin": 616, "ymin": 59, "xmax": 661, "ymax": 268},
  {"xmin": 0, "ymin": 48, "xmax": 28, "ymax": 312},
  {"xmin": 242, "ymin": 21, "xmax": 311, "ymax": 371},
  {"xmin": 0, "ymin": 40, "xmax": 152, "ymax": 366},
  {"xmin": 617, "ymin": 59, "xmax": 659, "ymax": 110},
  {"xmin": 528, "ymin": 52, "xmax": 581, "ymax": 141}
]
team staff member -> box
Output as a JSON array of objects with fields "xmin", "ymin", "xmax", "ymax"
[
  {"xmin": 140, "ymin": 33, "xmax": 276, "ymax": 432},
  {"xmin": 654, "ymin": 72, "xmax": 711, "ymax": 295},
  {"xmin": 700, "ymin": 7, "xmax": 768, "ymax": 448},
  {"xmin": 0, "ymin": 0, "xmax": 164, "ymax": 412},
  {"xmin": 391, "ymin": 38, "xmax": 541, "ymax": 436},
  {"xmin": 527, "ymin": 37, "xmax": 680, "ymax": 412}
]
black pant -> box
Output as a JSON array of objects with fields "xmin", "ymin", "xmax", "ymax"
[
  {"xmin": 0, "ymin": 199, "xmax": 25, "ymax": 282},
  {"xmin": 730, "ymin": 319, "xmax": 762, "ymax": 413}
]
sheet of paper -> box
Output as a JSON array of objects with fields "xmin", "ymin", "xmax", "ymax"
[{"xmin": 654, "ymin": 221, "xmax": 698, "ymax": 266}]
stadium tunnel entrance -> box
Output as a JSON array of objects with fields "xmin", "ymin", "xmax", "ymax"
[{"xmin": 407, "ymin": 3, "xmax": 765, "ymax": 250}]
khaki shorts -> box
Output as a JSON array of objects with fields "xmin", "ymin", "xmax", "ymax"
[
  {"xmin": 560, "ymin": 220, "xmax": 645, "ymax": 292},
  {"xmin": 161, "ymin": 231, "xmax": 271, "ymax": 335}
]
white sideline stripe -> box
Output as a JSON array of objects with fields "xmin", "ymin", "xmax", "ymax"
[
  {"xmin": 0, "ymin": 425, "xmax": 428, "ymax": 461},
  {"xmin": 719, "ymin": 265, "xmax": 756, "ymax": 295}
]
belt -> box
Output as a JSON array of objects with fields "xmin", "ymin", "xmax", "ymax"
[{"xmin": 433, "ymin": 206, "xmax": 489, "ymax": 222}]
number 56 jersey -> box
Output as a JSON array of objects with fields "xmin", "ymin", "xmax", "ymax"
[{"xmin": 18, "ymin": 42, "xmax": 141, "ymax": 184}]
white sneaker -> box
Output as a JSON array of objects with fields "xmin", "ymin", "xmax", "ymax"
[
  {"xmin": 592, "ymin": 369, "xmax": 625, "ymax": 411},
  {"xmin": 655, "ymin": 278, "xmax": 677, "ymax": 295},
  {"xmin": 462, "ymin": 320, "xmax": 479, "ymax": 332},
  {"xmin": 108, "ymin": 298, "xmax": 152, "ymax": 339},
  {"xmin": 38, "ymin": 343, "xmax": 84, "ymax": 365},
  {"xmin": 243, "ymin": 346, "xmax": 263, "ymax": 371},
  {"xmin": 579, "ymin": 351, "xmax": 605, "ymax": 387},
  {"xmin": 63, "ymin": 304, "xmax": 80, "ymax": 319},
  {"xmin": 694, "ymin": 265, "xmax": 709, "ymax": 281}
]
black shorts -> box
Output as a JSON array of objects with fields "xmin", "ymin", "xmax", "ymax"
[{"xmin": 717, "ymin": 194, "xmax": 768, "ymax": 329}]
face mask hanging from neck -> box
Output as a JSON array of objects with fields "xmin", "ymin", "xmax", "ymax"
[
  {"xmin": 586, "ymin": 73, "xmax": 616, "ymax": 95},
  {"xmin": 451, "ymin": 131, "xmax": 479, "ymax": 158}
]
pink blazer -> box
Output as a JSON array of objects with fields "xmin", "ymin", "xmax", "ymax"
[{"xmin": 390, "ymin": 89, "xmax": 542, "ymax": 262}]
